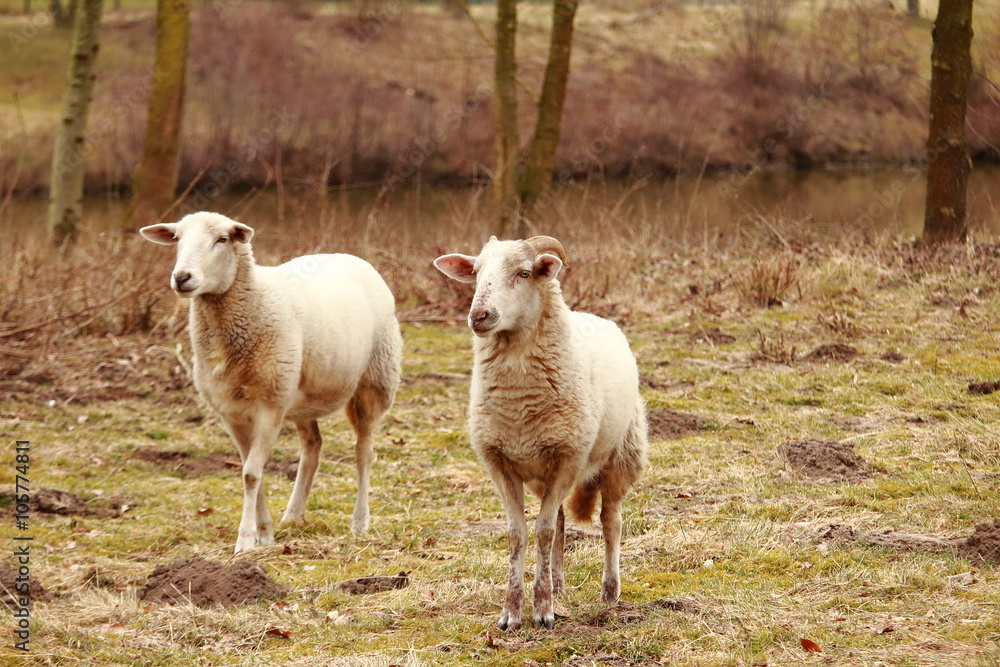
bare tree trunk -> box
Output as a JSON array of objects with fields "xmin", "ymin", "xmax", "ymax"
[
  {"xmin": 517, "ymin": 0, "xmax": 578, "ymax": 227},
  {"xmin": 47, "ymin": 0, "xmax": 102, "ymax": 245},
  {"xmin": 923, "ymin": 0, "xmax": 974, "ymax": 244},
  {"xmin": 126, "ymin": 0, "xmax": 191, "ymax": 228},
  {"xmin": 494, "ymin": 0, "xmax": 520, "ymax": 235}
]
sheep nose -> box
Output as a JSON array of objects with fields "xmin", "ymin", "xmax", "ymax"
[
  {"xmin": 172, "ymin": 270, "xmax": 193, "ymax": 291},
  {"xmin": 470, "ymin": 306, "xmax": 497, "ymax": 333}
]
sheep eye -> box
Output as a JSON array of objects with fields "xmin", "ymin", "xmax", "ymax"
[
  {"xmin": 215, "ymin": 236, "xmax": 228, "ymax": 245},
  {"xmin": 519, "ymin": 270, "xmax": 531, "ymax": 278}
]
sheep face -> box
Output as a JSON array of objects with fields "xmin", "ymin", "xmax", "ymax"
[
  {"xmin": 434, "ymin": 237, "xmax": 563, "ymax": 337},
  {"xmin": 140, "ymin": 212, "xmax": 254, "ymax": 298}
]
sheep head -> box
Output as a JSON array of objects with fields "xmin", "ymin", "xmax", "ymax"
[
  {"xmin": 433, "ymin": 235, "xmax": 565, "ymax": 337},
  {"xmin": 140, "ymin": 212, "xmax": 254, "ymax": 298}
]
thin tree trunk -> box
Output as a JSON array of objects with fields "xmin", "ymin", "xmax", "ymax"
[
  {"xmin": 494, "ymin": 0, "xmax": 520, "ymax": 235},
  {"xmin": 518, "ymin": 0, "xmax": 578, "ymax": 226},
  {"xmin": 47, "ymin": 0, "xmax": 102, "ymax": 245},
  {"xmin": 126, "ymin": 0, "xmax": 191, "ymax": 228},
  {"xmin": 923, "ymin": 0, "xmax": 974, "ymax": 244}
]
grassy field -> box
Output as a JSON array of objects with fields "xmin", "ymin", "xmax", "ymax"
[{"xmin": 2, "ymin": 218, "xmax": 1000, "ymax": 665}]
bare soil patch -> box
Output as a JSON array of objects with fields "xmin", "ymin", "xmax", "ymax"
[
  {"xmin": 802, "ymin": 343, "xmax": 860, "ymax": 362},
  {"xmin": 137, "ymin": 557, "xmax": 289, "ymax": 608},
  {"xmin": 337, "ymin": 572, "xmax": 409, "ymax": 595},
  {"xmin": 562, "ymin": 654, "xmax": 660, "ymax": 667},
  {"xmin": 968, "ymin": 380, "xmax": 1000, "ymax": 395},
  {"xmin": 582, "ymin": 598, "xmax": 701, "ymax": 628},
  {"xmin": 957, "ymin": 520, "xmax": 1000, "ymax": 564},
  {"xmin": 0, "ymin": 562, "xmax": 53, "ymax": 611},
  {"xmin": 0, "ymin": 487, "xmax": 128, "ymax": 518},
  {"xmin": 647, "ymin": 409, "xmax": 708, "ymax": 441},
  {"xmin": 134, "ymin": 447, "xmax": 298, "ymax": 480},
  {"xmin": 820, "ymin": 524, "xmax": 958, "ymax": 553},
  {"xmin": 777, "ymin": 439, "xmax": 873, "ymax": 482},
  {"xmin": 690, "ymin": 327, "xmax": 736, "ymax": 345}
]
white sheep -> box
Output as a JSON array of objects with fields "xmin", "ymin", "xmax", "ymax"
[
  {"xmin": 141, "ymin": 212, "xmax": 402, "ymax": 554},
  {"xmin": 433, "ymin": 236, "xmax": 648, "ymax": 630}
]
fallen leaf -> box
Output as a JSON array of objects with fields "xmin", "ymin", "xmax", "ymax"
[
  {"xmin": 877, "ymin": 626, "xmax": 894, "ymax": 635},
  {"xmin": 859, "ymin": 590, "xmax": 869, "ymax": 597},
  {"xmin": 800, "ymin": 638, "xmax": 822, "ymax": 653},
  {"xmin": 265, "ymin": 626, "xmax": 293, "ymax": 639},
  {"xmin": 423, "ymin": 537, "xmax": 437, "ymax": 548},
  {"xmin": 197, "ymin": 507, "xmax": 213, "ymax": 516},
  {"xmin": 224, "ymin": 459, "xmax": 241, "ymax": 468},
  {"xmin": 676, "ymin": 492, "xmax": 693, "ymax": 499}
]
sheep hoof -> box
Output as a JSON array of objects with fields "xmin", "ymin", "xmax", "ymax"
[
  {"xmin": 351, "ymin": 514, "xmax": 370, "ymax": 535},
  {"xmin": 532, "ymin": 614, "xmax": 555, "ymax": 630},
  {"xmin": 498, "ymin": 614, "xmax": 521, "ymax": 632},
  {"xmin": 234, "ymin": 535, "xmax": 257, "ymax": 554}
]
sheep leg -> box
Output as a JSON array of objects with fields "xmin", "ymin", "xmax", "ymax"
[
  {"xmin": 281, "ymin": 419, "xmax": 322, "ymax": 523},
  {"xmin": 498, "ymin": 479, "xmax": 528, "ymax": 631},
  {"xmin": 346, "ymin": 390, "xmax": 380, "ymax": 535},
  {"xmin": 533, "ymin": 476, "xmax": 577, "ymax": 629},
  {"xmin": 481, "ymin": 450, "xmax": 527, "ymax": 630},
  {"xmin": 228, "ymin": 412, "xmax": 282, "ymax": 554},
  {"xmin": 599, "ymin": 494, "xmax": 623, "ymax": 603},
  {"xmin": 552, "ymin": 505, "xmax": 566, "ymax": 597}
]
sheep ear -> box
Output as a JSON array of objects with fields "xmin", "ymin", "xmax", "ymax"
[
  {"xmin": 230, "ymin": 222, "xmax": 254, "ymax": 244},
  {"xmin": 433, "ymin": 254, "xmax": 477, "ymax": 283},
  {"xmin": 139, "ymin": 223, "xmax": 179, "ymax": 245},
  {"xmin": 534, "ymin": 253, "xmax": 563, "ymax": 282}
]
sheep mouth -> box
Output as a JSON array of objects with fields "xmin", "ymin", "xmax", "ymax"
[
  {"xmin": 173, "ymin": 285, "xmax": 197, "ymax": 297},
  {"xmin": 471, "ymin": 322, "xmax": 497, "ymax": 336}
]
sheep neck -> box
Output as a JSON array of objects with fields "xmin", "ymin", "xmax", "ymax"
[
  {"xmin": 476, "ymin": 281, "xmax": 571, "ymax": 372},
  {"xmin": 190, "ymin": 249, "xmax": 270, "ymax": 363}
]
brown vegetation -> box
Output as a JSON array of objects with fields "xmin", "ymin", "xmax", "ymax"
[{"xmin": 2, "ymin": 1, "xmax": 999, "ymax": 201}]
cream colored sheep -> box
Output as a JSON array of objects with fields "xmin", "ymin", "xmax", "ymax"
[
  {"xmin": 141, "ymin": 212, "xmax": 402, "ymax": 554},
  {"xmin": 434, "ymin": 236, "xmax": 648, "ymax": 630}
]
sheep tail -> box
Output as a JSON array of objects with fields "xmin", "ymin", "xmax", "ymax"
[{"xmin": 567, "ymin": 474, "xmax": 601, "ymax": 524}]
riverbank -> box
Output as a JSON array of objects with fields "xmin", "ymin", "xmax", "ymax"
[{"xmin": 1, "ymin": 0, "xmax": 999, "ymax": 200}]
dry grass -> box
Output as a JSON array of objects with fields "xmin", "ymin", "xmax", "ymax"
[{"xmin": 3, "ymin": 208, "xmax": 1000, "ymax": 665}]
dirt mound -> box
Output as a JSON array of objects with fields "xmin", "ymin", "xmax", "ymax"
[
  {"xmin": 778, "ymin": 439, "xmax": 871, "ymax": 482},
  {"xmin": 957, "ymin": 521, "xmax": 1000, "ymax": 564},
  {"xmin": 647, "ymin": 409, "xmax": 708, "ymax": 440},
  {"xmin": 690, "ymin": 327, "xmax": 735, "ymax": 345},
  {"xmin": 968, "ymin": 380, "xmax": 1000, "ymax": 396},
  {"xmin": 338, "ymin": 572, "xmax": 409, "ymax": 595},
  {"xmin": 137, "ymin": 557, "xmax": 289, "ymax": 608},
  {"xmin": 135, "ymin": 448, "xmax": 298, "ymax": 480},
  {"xmin": 802, "ymin": 343, "xmax": 860, "ymax": 362},
  {"xmin": 0, "ymin": 562, "xmax": 53, "ymax": 611},
  {"xmin": 0, "ymin": 488, "xmax": 128, "ymax": 518}
]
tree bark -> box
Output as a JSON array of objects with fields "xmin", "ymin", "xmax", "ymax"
[
  {"xmin": 923, "ymin": 0, "xmax": 974, "ymax": 244},
  {"xmin": 493, "ymin": 0, "xmax": 520, "ymax": 234},
  {"xmin": 47, "ymin": 0, "xmax": 102, "ymax": 245},
  {"xmin": 126, "ymin": 0, "xmax": 191, "ymax": 228},
  {"xmin": 517, "ymin": 0, "xmax": 578, "ymax": 226}
]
